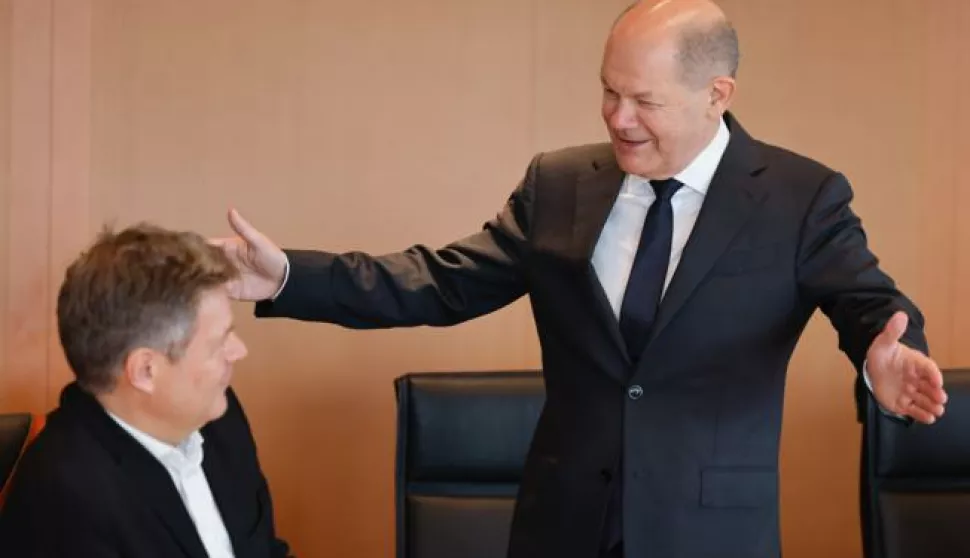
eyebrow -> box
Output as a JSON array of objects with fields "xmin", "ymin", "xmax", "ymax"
[{"xmin": 600, "ymin": 77, "xmax": 658, "ymax": 101}]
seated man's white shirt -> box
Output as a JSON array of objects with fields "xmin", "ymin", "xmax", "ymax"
[{"xmin": 108, "ymin": 413, "xmax": 236, "ymax": 558}]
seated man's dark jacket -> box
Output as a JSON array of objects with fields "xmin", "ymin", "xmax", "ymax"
[{"xmin": 0, "ymin": 383, "xmax": 290, "ymax": 558}]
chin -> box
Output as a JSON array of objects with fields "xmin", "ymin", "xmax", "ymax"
[
  {"xmin": 613, "ymin": 148, "xmax": 663, "ymax": 178},
  {"xmin": 207, "ymin": 389, "xmax": 230, "ymax": 421},
  {"xmin": 617, "ymin": 158, "xmax": 663, "ymax": 179}
]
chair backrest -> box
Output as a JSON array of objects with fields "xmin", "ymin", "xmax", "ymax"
[
  {"xmin": 394, "ymin": 370, "xmax": 545, "ymax": 558},
  {"xmin": 863, "ymin": 368, "xmax": 970, "ymax": 558},
  {"xmin": 0, "ymin": 412, "xmax": 45, "ymax": 507}
]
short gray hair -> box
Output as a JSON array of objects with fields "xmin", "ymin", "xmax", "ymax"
[{"xmin": 676, "ymin": 19, "xmax": 740, "ymax": 89}]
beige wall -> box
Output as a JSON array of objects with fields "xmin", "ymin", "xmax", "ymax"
[
  {"xmin": 0, "ymin": 0, "xmax": 8, "ymax": 405},
  {"xmin": 2, "ymin": 1, "xmax": 968, "ymax": 556}
]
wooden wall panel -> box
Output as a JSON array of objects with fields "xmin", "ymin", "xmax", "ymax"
[
  {"xmin": 0, "ymin": 0, "xmax": 10, "ymax": 406},
  {"xmin": 533, "ymin": 0, "xmax": 629, "ymax": 152},
  {"xmin": 47, "ymin": 0, "xmax": 92, "ymax": 400},
  {"xmin": 945, "ymin": 2, "xmax": 970, "ymax": 366},
  {"xmin": 4, "ymin": 0, "xmax": 53, "ymax": 414}
]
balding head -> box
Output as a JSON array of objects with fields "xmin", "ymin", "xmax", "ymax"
[
  {"xmin": 599, "ymin": 0, "xmax": 739, "ymax": 178},
  {"xmin": 612, "ymin": 0, "xmax": 738, "ymax": 89}
]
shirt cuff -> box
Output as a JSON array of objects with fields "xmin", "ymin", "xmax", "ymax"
[
  {"xmin": 270, "ymin": 255, "xmax": 290, "ymax": 301},
  {"xmin": 862, "ymin": 359, "xmax": 905, "ymax": 419}
]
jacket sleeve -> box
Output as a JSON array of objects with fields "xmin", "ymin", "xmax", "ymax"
[
  {"xmin": 253, "ymin": 154, "xmax": 542, "ymax": 328},
  {"xmin": 796, "ymin": 171, "xmax": 928, "ymax": 419}
]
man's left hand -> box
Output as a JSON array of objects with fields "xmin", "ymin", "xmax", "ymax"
[{"xmin": 867, "ymin": 311, "xmax": 947, "ymax": 424}]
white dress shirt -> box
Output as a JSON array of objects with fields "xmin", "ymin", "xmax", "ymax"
[
  {"xmin": 108, "ymin": 413, "xmax": 236, "ymax": 558},
  {"xmin": 588, "ymin": 118, "xmax": 886, "ymax": 409},
  {"xmin": 592, "ymin": 118, "xmax": 730, "ymax": 316}
]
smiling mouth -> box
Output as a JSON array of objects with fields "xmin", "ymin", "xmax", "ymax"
[{"xmin": 616, "ymin": 137, "xmax": 652, "ymax": 147}]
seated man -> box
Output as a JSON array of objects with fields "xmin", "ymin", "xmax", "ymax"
[{"xmin": 0, "ymin": 224, "xmax": 291, "ymax": 557}]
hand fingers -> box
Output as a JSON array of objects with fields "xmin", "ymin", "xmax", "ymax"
[
  {"xmin": 912, "ymin": 356, "xmax": 945, "ymax": 389},
  {"xmin": 905, "ymin": 405, "xmax": 939, "ymax": 425},
  {"xmin": 903, "ymin": 390, "xmax": 946, "ymax": 419},
  {"xmin": 227, "ymin": 208, "xmax": 265, "ymax": 247},
  {"xmin": 900, "ymin": 348, "xmax": 945, "ymax": 391},
  {"xmin": 894, "ymin": 394, "xmax": 937, "ymax": 424},
  {"xmin": 208, "ymin": 236, "xmax": 247, "ymax": 263},
  {"xmin": 209, "ymin": 236, "xmax": 235, "ymax": 249},
  {"xmin": 917, "ymin": 377, "xmax": 948, "ymax": 405}
]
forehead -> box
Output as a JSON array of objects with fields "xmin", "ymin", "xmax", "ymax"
[
  {"xmin": 601, "ymin": 34, "xmax": 682, "ymax": 90},
  {"xmin": 191, "ymin": 287, "xmax": 233, "ymax": 335}
]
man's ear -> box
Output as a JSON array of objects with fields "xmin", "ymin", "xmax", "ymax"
[
  {"xmin": 124, "ymin": 348, "xmax": 160, "ymax": 394},
  {"xmin": 709, "ymin": 75, "xmax": 736, "ymax": 116}
]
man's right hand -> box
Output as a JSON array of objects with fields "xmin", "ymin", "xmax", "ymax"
[{"xmin": 210, "ymin": 209, "xmax": 288, "ymax": 301}]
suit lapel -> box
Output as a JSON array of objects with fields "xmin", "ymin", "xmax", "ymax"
[
  {"xmin": 202, "ymin": 439, "xmax": 249, "ymax": 557},
  {"xmin": 571, "ymin": 151, "xmax": 632, "ymax": 369},
  {"xmin": 646, "ymin": 116, "xmax": 769, "ymax": 347},
  {"xmin": 59, "ymin": 384, "xmax": 208, "ymax": 558},
  {"xmin": 564, "ymin": 116, "xmax": 770, "ymax": 373},
  {"xmin": 124, "ymin": 454, "xmax": 211, "ymax": 558}
]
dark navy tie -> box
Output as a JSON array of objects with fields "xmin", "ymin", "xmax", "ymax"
[{"xmin": 618, "ymin": 178, "xmax": 683, "ymax": 360}]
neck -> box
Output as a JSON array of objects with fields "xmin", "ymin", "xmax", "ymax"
[
  {"xmin": 97, "ymin": 391, "xmax": 191, "ymax": 447},
  {"xmin": 643, "ymin": 117, "xmax": 721, "ymax": 180},
  {"xmin": 675, "ymin": 118, "xmax": 721, "ymax": 174}
]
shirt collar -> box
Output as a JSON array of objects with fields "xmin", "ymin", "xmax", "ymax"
[{"xmin": 107, "ymin": 411, "xmax": 205, "ymax": 472}]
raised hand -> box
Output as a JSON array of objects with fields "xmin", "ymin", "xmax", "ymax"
[
  {"xmin": 210, "ymin": 209, "xmax": 288, "ymax": 301},
  {"xmin": 866, "ymin": 311, "xmax": 947, "ymax": 424}
]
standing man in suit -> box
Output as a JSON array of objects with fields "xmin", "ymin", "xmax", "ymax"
[
  {"xmin": 0, "ymin": 225, "xmax": 291, "ymax": 558},
  {"xmin": 213, "ymin": 0, "xmax": 946, "ymax": 556}
]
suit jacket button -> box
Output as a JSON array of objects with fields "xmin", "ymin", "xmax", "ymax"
[{"xmin": 628, "ymin": 385, "xmax": 643, "ymax": 400}]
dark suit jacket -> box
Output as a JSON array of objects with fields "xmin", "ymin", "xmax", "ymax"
[
  {"xmin": 0, "ymin": 383, "xmax": 290, "ymax": 558},
  {"xmin": 254, "ymin": 114, "xmax": 926, "ymax": 558}
]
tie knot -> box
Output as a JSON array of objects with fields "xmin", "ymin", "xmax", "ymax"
[{"xmin": 650, "ymin": 178, "xmax": 683, "ymax": 201}]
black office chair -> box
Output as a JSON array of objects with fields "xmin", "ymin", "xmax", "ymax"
[
  {"xmin": 394, "ymin": 370, "xmax": 545, "ymax": 558},
  {"xmin": 0, "ymin": 413, "xmax": 43, "ymax": 506},
  {"xmin": 863, "ymin": 368, "xmax": 970, "ymax": 558}
]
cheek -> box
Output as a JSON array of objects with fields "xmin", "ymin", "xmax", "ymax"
[
  {"xmin": 639, "ymin": 113, "xmax": 669, "ymax": 142},
  {"xmin": 650, "ymin": 119, "xmax": 692, "ymax": 158},
  {"xmin": 194, "ymin": 364, "xmax": 230, "ymax": 418},
  {"xmin": 155, "ymin": 374, "xmax": 194, "ymax": 419},
  {"xmin": 196, "ymin": 362, "xmax": 226, "ymax": 390},
  {"xmin": 637, "ymin": 112, "xmax": 673, "ymax": 148}
]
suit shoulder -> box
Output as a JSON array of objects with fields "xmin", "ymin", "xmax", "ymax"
[
  {"xmin": 11, "ymin": 413, "xmax": 99, "ymax": 477},
  {"xmin": 2, "ymin": 416, "xmax": 107, "ymax": 509},
  {"xmin": 521, "ymin": 143, "xmax": 613, "ymax": 202},
  {"xmin": 754, "ymin": 140, "xmax": 842, "ymax": 183},
  {"xmin": 535, "ymin": 143, "xmax": 613, "ymax": 176}
]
